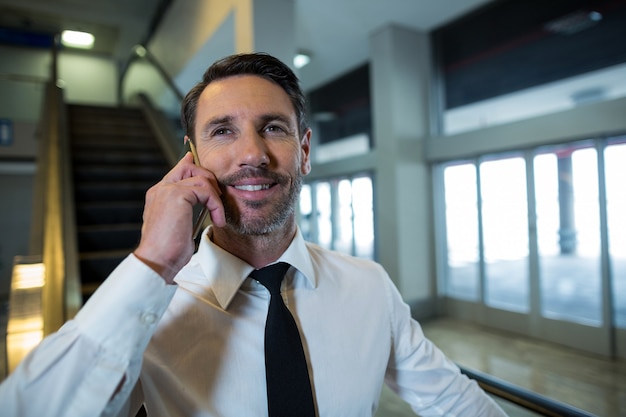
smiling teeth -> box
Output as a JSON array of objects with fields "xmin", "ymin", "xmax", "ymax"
[{"xmin": 235, "ymin": 184, "xmax": 271, "ymax": 191}]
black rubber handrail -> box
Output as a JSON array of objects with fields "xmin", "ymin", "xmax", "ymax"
[{"xmin": 460, "ymin": 366, "xmax": 597, "ymax": 417}]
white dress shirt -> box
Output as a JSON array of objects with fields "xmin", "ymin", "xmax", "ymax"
[{"xmin": 0, "ymin": 227, "xmax": 505, "ymax": 417}]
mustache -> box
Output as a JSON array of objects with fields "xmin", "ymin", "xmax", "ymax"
[{"xmin": 218, "ymin": 167, "xmax": 289, "ymax": 188}]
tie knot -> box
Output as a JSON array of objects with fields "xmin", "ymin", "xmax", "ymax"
[{"xmin": 250, "ymin": 262, "xmax": 291, "ymax": 295}]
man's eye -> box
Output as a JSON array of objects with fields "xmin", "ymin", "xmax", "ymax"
[
  {"xmin": 266, "ymin": 125, "xmax": 286, "ymax": 134},
  {"xmin": 214, "ymin": 128, "xmax": 231, "ymax": 136}
]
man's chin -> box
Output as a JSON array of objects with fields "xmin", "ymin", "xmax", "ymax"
[
  {"xmin": 223, "ymin": 210, "xmax": 274, "ymax": 234},
  {"xmin": 224, "ymin": 220, "xmax": 279, "ymax": 236},
  {"xmin": 225, "ymin": 206, "xmax": 295, "ymax": 236}
]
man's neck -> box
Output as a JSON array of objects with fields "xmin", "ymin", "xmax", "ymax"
[{"xmin": 211, "ymin": 222, "xmax": 297, "ymax": 269}]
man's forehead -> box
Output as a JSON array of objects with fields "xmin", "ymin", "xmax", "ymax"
[
  {"xmin": 197, "ymin": 75, "xmax": 297, "ymax": 119},
  {"xmin": 201, "ymin": 74, "xmax": 283, "ymax": 97}
]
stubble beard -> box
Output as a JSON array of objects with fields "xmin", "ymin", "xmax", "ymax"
[{"xmin": 221, "ymin": 170, "xmax": 303, "ymax": 236}]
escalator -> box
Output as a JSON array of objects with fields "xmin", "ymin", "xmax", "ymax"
[{"xmin": 67, "ymin": 104, "xmax": 170, "ymax": 302}]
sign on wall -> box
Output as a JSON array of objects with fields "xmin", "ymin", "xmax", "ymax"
[{"xmin": 0, "ymin": 119, "xmax": 13, "ymax": 146}]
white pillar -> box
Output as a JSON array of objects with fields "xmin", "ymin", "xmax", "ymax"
[
  {"xmin": 370, "ymin": 25, "xmax": 435, "ymax": 315},
  {"xmin": 250, "ymin": 0, "xmax": 296, "ymax": 69}
]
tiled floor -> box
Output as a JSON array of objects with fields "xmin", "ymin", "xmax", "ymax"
[
  {"xmin": 1, "ymin": 307, "xmax": 624, "ymax": 416},
  {"xmin": 374, "ymin": 318, "xmax": 626, "ymax": 417}
]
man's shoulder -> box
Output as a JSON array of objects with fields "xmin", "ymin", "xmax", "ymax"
[{"xmin": 303, "ymin": 240, "xmax": 384, "ymax": 275}]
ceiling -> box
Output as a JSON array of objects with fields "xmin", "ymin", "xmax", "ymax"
[
  {"xmin": 0, "ymin": 0, "xmax": 494, "ymax": 90},
  {"xmin": 2, "ymin": 0, "xmax": 624, "ymax": 136}
]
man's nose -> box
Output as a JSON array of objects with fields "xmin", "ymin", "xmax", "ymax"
[{"xmin": 238, "ymin": 129, "xmax": 270, "ymax": 167}]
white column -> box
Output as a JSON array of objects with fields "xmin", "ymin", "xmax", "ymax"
[
  {"xmin": 370, "ymin": 25, "xmax": 435, "ymax": 314},
  {"xmin": 250, "ymin": 0, "xmax": 296, "ymax": 69}
]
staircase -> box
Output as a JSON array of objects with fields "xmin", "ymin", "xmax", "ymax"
[{"xmin": 68, "ymin": 105, "xmax": 170, "ymax": 302}]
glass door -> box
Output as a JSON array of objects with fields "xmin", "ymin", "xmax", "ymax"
[
  {"xmin": 605, "ymin": 139, "xmax": 626, "ymax": 329},
  {"xmin": 531, "ymin": 141, "xmax": 611, "ymax": 354},
  {"xmin": 439, "ymin": 138, "xmax": 618, "ymax": 356},
  {"xmin": 480, "ymin": 155, "xmax": 529, "ymax": 313}
]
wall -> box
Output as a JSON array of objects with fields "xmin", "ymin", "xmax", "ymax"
[
  {"xmin": 0, "ymin": 165, "xmax": 35, "ymax": 300},
  {"xmin": 148, "ymin": 0, "xmax": 294, "ymax": 94},
  {"xmin": 57, "ymin": 51, "xmax": 118, "ymax": 106},
  {"xmin": 148, "ymin": 0, "xmax": 253, "ymax": 86},
  {"xmin": 0, "ymin": 46, "xmax": 118, "ymax": 159}
]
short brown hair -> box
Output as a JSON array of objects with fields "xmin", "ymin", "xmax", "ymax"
[{"xmin": 181, "ymin": 52, "xmax": 308, "ymax": 141}]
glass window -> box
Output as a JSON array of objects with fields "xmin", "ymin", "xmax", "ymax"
[
  {"xmin": 352, "ymin": 177, "xmax": 374, "ymax": 259},
  {"xmin": 335, "ymin": 179, "xmax": 354, "ymax": 254},
  {"xmin": 480, "ymin": 156, "xmax": 529, "ymax": 312},
  {"xmin": 315, "ymin": 182, "xmax": 332, "ymax": 250},
  {"xmin": 299, "ymin": 184, "xmax": 313, "ymax": 242},
  {"xmin": 605, "ymin": 140, "xmax": 626, "ymax": 328},
  {"xmin": 299, "ymin": 175, "xmax": 374, "ymax": 259},
  {"xmin": 443, "ymin": 163, "xmax": 480, "ymax": 301},
  {"xmin": 534, "ymin": 143, "xmax": 602, "ymax": 325}
]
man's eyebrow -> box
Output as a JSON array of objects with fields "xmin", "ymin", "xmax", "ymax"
[
  {"xmin": 259, "ymin": 113, "xmax": 296, "ymax": 130},
  {"xmin": 199, "ymin": 116, "xmax": 233, "ymax": 138}
]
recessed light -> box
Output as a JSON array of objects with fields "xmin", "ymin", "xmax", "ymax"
[
  {"xmin": 61, "ymin": 30, "xmax": 95, "ymax": 49},
  {"xmin": 294, "ymin": 52, "xmax": 311, "ymax": 69}
]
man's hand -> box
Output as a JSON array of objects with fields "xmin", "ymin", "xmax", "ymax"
[{"xmin": 133, "ymin": 152, "xmax": 225, "ymax": 283}]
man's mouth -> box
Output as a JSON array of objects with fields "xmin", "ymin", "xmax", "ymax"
[
  {"xmin": 221, "ymin": 168, "xmax": 285, "ymax": 194},
  {"xmin": 233, "ymin": 183, "xmax": 273, "ymax": 191}
]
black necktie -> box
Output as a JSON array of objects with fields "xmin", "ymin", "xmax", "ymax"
[{"xmin": 250, "ymin": 262, "xmax": 316, "ymax": 417}]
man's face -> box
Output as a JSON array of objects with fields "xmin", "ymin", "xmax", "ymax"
[{"xmin": 192, "ymin": 75, "xmax": 311, "ymax": 235}]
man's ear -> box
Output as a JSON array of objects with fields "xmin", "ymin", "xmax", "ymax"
[
  {"xmin": 300, "ymin": 128, "xmax": 312, "ymax": 175},
  {"xmin": 181, "ymin": 135, "xmax": 193, "ymax": 160}
]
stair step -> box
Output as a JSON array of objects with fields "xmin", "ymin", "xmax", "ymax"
[
  {"xmin": 79, "ymin": 249, "xmax": 131, "ymax": 283},
  {"xmin": 81, "ymin": 283, "xmax": 101, "ymax": 302},
  {"xmin": 79, "ymin": 249, "xmax": 132, "ymax": 302},
  {"xmin": 71, "ymin": 149, "xmax": 167, "ymax": 165},
  {"xmin": 73, "ymin": 180, "xmax": 153, "ymax": 202},
  {"xmin": 75, "ymin": 201, "xmax": 144, "ymax": 225},
  {"xmin": 68, "ymin": 104, "xmax": 142, "ymax": 117},
  {"xmin": 69, "ymin": 108, "xmax": 145, "ymax": 124},
  {"xmin": 77, "ymin": 223, "xmax": 141, "ymax": 252},
  {"xmin": 70, "ymin": 134, "xmax": 158, "ymax": 147},
  {"xmin": 73, "ymin": 164, "xmax": 167, "ymax": 182}
]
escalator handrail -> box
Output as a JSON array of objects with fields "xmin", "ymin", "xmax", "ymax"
[
  {"xmin": 117, "ymin": 44, "xmax": 185, "ymax": 107},
  {"xmin": 460, "ymin": 366, "xmax": 598, "ymax": 417}
]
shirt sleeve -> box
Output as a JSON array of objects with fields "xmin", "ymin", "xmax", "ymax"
[
  {"xmin": 382, "ymin": 276, "xmax": 507, "ymax": 417},
  {"xmin": 0, "ymin": 254, "xmax": 177, "ymax": 417}
]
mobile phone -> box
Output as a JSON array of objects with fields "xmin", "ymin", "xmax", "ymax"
[{"xmin": 187, "ymin": 139, "xmax": 209, "ymax": 239}]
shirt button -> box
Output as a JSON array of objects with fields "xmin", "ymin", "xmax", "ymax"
[{"xmin": 140, "ymin": 312, "xmax": 158, "ymax": 325}]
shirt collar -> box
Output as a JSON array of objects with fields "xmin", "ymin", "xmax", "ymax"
[{"xmin": 195, "ymin": 226, "xmax": 316, "ymax": 310}]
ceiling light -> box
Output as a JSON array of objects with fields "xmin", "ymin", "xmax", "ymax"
[
  {"xmin": 544, "ymin": 10, "xmax": 602, "ymax": 35},
  {"xmin": 294, "ymin": 52, "xmax": 311, "ymax": 69},
  {"xmin": 133, "ymin": 44, "xmax": 147, "ymax": 58},
  {"xmin": 61, "ymin": 30, "xmax": 95, "ymax": 49}
]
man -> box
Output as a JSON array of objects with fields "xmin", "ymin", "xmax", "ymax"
[{"xmin": 0, "ymin": 53, "xmax": 506, "ymax": 416}]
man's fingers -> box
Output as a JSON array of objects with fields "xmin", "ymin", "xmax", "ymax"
[
  {"xmin": 161, "ymin": 152, "xmax": 202, "ymax": 184},
  {"xmin": 206, "ymin": 196, "xmax": 226, "ymax": 227}
]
